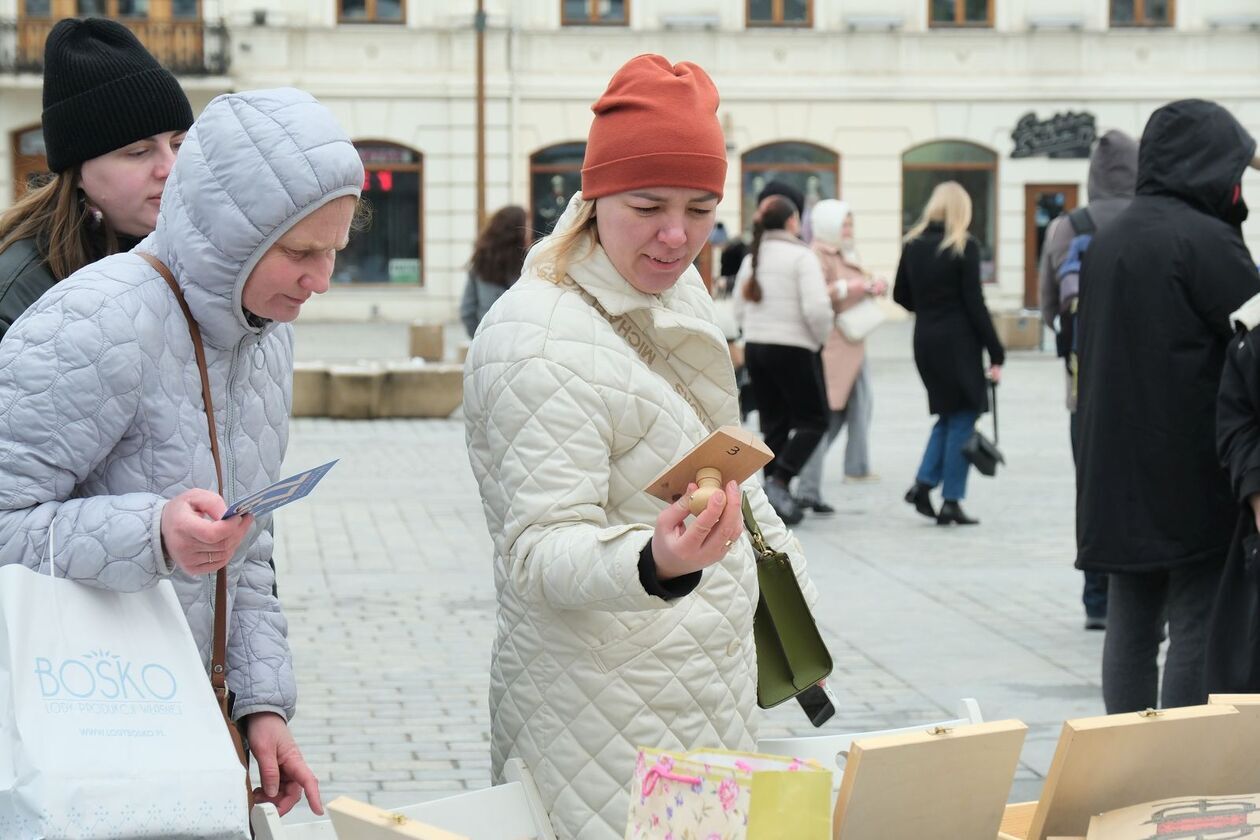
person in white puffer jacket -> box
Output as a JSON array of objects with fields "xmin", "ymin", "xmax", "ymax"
[
  {"xmin": 733, "ymin": 194, "xmax": 834, "ymax": 525},
  {"xmin": 0, "ymin": 88, "xmax": 363, "ymax": 817},
  {"xmin": 463, "ymin": 54, "xmax": 821, "ymax": 840}
]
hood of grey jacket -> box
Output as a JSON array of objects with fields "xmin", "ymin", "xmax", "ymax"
[
  {"xmin": 1087, "ymin": 129, "xmax": 1139, "ymax": 203},
  {"xmin": 140, "ymin": 88, "xmax": 363, "ymax": 350}
]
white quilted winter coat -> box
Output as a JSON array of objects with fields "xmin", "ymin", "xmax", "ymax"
[
  {"xmin": 464, "ymin": 198, "xmax": 821, "ymax": 840},
  {"xmin": 0, "ymin": 88, "xmax": 363, "ymax": 720}
]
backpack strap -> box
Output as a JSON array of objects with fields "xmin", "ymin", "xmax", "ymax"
[{"xmin": 1067, "ymin": 206, "xmax": 1095, "ymax": 235}]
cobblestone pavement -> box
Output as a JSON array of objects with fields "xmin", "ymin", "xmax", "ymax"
[{"xmin": 274, "ymin": 319, "xmax": 1103, "ymax": 820}]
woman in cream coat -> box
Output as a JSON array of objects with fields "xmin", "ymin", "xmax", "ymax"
[{"xmin": 463, "ymin": 55, "xmax": 820, "ymax": 840}]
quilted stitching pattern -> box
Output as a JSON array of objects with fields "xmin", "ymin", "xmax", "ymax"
[
  {"xmin": 464, "ymin": 200, "xmax": 820, "ymax": 840},
  {"xmin": 0, "ymin": 88, "xmax": 362, "ymax": 721}
]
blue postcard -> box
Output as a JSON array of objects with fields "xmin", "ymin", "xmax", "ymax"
[{"xmin": 221, "ymin": 460, "xmax": 339, "ymax": 519}]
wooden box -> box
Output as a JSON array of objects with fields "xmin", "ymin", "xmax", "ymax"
[
  {"xmin": 831, "ymin": 719, "xmax": 1027, "ymax": 840},
  {"xmin": 999, "ymin": 704, "xmax": 1260, "ymax": 840},
  {"xmin": 409, "ymin": 322, "xmax": 445, "ymax": 362},
  {"xmin": 378, "ymin": 363, "xmax": 464, "ymax": 419},
  {"xmin": 327, "ymin": 365, "xmax": 385, "ymax": 420},
  {"xmin": 992, "ymin": 311, "xmax": 1043, "ymax": 351},
  {"xmin": 291, "ymin": 362, "xmax": 330, "ymax": 418},
  {"xmin": 327, "ymin": 796, "xmax": 469, "ymax": 839},
  {"xmin": 1085, "ymin": 793, "xmax": 1260, "ymax": 839}
]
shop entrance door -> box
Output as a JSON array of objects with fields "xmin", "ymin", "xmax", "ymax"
[{"xmin": 1024, "ymin": 183, "xmax": 1079, "ymax": 309}]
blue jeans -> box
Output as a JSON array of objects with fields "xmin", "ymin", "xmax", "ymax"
[{"xmin": 915, "ymin": 411, "xmax": 979, "ymax": 502}]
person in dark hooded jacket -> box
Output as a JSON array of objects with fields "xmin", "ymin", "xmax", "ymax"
[
  {"xmin": 1040, "ymin": 130, "xmax": 1140, "ymax": 631},
  {"xmin": 1075, "ymin": 99, "xmax": 1259, "ymax": 713}
]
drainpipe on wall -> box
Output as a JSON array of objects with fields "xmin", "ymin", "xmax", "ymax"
[
  {"xmin": 475, "ymin": 0, "xmax": 487, "ymax": 231},
  {"xmin": 508, "ymin": 0, "xmax": 520, "ymax": 207}
]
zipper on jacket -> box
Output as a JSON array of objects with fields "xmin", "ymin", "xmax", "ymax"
[{"xmin": 224, "ymin": 335, "xmax": 248, "ymax": 503}]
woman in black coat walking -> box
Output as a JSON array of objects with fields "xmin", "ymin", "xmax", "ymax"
[{"xmin": 894, "ymin": 181, "xmax": 1005, "ymax": 525}]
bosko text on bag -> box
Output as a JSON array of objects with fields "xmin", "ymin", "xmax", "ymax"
[
  {"xmin": 625, "ymin": 747, "xmax": 831, "ymax": 840},
  {"xmin": 0, "ymin": 533, "xmax": 249, "ymax": 839}
]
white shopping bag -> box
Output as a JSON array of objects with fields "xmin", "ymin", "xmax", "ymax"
[{"xmin": 0, "ymin": 534, "xmax": 249, "ymax": 838}]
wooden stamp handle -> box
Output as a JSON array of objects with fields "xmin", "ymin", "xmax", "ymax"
[{"xmin": 689, "ymin": 467, "xmax": 723, "ymax": 515}]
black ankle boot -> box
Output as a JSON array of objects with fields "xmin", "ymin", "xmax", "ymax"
[
  {"xmin": 904, "ymin": 482, "xmax": 936, "ymax": 520},
  {"xmin": 937, "ymin": 500, "xmax": 979, "ymax": 526}
]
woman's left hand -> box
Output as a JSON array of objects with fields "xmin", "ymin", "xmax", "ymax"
[
  {"xmin": 651, "ymin": 480, "xmax": 744, "ymax": 580},
  {"xmin": 245, "ymin": 712, "xmax": 323, "ymax": 816}
]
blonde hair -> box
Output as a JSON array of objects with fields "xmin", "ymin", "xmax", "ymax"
[
  {"xmin": 904, "ymin": 181, "xmax": 972, "ymax": 258},
  {"xmin": 0, "ymin": 170, "xmax": 116, "ymax": 281},
  {"xmin": 530, "ymin": 198, "xmax": 598, "ymax": 281}
]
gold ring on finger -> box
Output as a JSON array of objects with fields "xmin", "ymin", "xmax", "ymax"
[{"xmin": 724, "ymin": 539, "xmax": 733, "ymax": 548}]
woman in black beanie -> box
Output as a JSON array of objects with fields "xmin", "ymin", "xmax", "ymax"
[{"xmin": 0, "ymin": 17, "xmax": 192, "ymax": 343}]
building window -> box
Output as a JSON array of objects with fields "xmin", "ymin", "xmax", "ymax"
[
  {"xmin": 11, "ymin": 125, "xmax": 50, "ymax": 201},
  {"xmin": 902, "ymin": 140, "xmax": 998, "ymax": 283},
  {"xmin": 336, "ymin": 141, "xmax": 423, "ymax": 284},
  {"xmin": 21, "ymin": 0, "xmax": 52, "ymax": 14},
  {"xmin": 747, "ymin": 0, "xmax": 811, "ymax": 27},
  {"xmin": 1110, "ymin": 0, "xmax": 1173, "ymax": 27},
  {"xmin": 929, "ymin": 0, "xmax": 993, "ymax": 27},
  {"xmin": 75, "ymin": 0, "xmax": 150, "ymax": 15},
  {"xmin": 741, "ymin": 141, "xmax": 839, "ymax": 233},
  {"xmin": 338, "ymin": 0, "xmax": 405, "ymax": 24},
  {"xmin": 529, "ymin": 142, "xmax": 586, "ymax": 237},
  {"xmin": 561, "ymin": 0, "xmax": 628, "ymax": 25}
]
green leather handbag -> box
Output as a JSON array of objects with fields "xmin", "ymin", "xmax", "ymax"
[{"xmin": 742, "ymin": 494, "xmax": 834, "ymax": 709}]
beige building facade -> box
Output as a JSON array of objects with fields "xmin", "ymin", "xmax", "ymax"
[{"xmin": 1, "ymin": 0, "xmax": 1258, "ymax": 323}]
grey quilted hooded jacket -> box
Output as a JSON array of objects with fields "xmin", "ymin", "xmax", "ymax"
[{"xmin": 0, "ymin": 88, "xmax": 363, "ymax": 720}]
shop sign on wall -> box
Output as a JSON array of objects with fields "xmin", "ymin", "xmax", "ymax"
[{"xmin": 1011, "ymin": 111, "xmax": 1097, "ymax": 159}]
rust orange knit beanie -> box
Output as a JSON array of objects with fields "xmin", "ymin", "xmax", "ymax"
[{"xmin": 581, "ymin": 54, "xmax": 727, "ymax": 200}]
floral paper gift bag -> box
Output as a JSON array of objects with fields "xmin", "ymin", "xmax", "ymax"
[{"xmin": 624, "ymin": 748, "xmax": 831, "ymax": 840}]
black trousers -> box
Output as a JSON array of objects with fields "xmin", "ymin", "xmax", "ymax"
[
  {"xmin": 1102, "ymin": 558, "xmax": 1224, "ymax": 713},
  {"xmin": 1071, "ymin": 410, "xmax": 1108, "ymax": 617},
  {"xmin": 744, "ymin": 343, "xmax": 828, "ymax": 481}
]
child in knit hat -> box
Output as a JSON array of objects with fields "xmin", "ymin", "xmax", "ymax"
[
  {"xmin": 0, "ymin": 17, "xmax": 192, "ymax": 343},
  {"xmin": 463, "ymin": 54, "xmax": 822, "ymax": 840}
]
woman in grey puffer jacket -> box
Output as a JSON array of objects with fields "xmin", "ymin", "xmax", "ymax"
[{"xmin": 0, "ymin": 88, "xmax": 363, "ymax": 817}]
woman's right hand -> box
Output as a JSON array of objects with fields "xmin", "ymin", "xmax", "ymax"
[
  {"xmin": 160, "ymin": 489, "xmax": 254, "ymax": 576},
  {"xmin": 652, "ymin": 480, "xmax": 744, "ymax": 580},
  {"xmin": 987, "ymin": 364, "xmax": 1003, "ymax": 385}
]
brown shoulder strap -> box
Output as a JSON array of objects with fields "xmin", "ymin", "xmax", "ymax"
[{"xmin": 138, "ymin": 251, "xmax": 231, "ymax": 698}]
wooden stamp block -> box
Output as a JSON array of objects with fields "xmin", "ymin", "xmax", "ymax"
[{"xmin": 644, "ymin": 425, "xmax": 773, "ymax": 515}]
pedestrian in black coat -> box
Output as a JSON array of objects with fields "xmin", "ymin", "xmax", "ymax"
[
  {"xmin": 1075, "ymin": 99, "xmax": 1259, "ymax": 712},
  {"xmin": 1209, "ymin": 291, "xmax": 1260, "ymax": 694},
  {"xmin": 895, "ymin": 181, "xmax": 1005, "ymax": 526}
]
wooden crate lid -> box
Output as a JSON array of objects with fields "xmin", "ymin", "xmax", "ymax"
[
  {"xmin": 831, "ymin": 719, "xmax": 1027, "ymax": 840},
  {"xmin": 1027, "ymin": 704, "xmax": 1257, "ymax": 840},
  {"xmin": 326, "ymin": 796, "xmax": 470, "ymax": 840}
]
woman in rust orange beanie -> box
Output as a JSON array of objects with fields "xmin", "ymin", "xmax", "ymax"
[{"xmin": 463, "ymin": 54, "xmax": 822, "ymax": 839}]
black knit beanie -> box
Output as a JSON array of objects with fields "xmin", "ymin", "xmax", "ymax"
[{"xmin": 41, "ymin": 18, "xmax": 193, "ymax": 173}]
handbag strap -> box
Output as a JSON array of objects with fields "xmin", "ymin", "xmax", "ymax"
[
  {"xmin": 557, "ymin": 274, "xmax": 718, "ymax": 430},
  {"xmin": 740, "ymin": 492, "xmax": 778, "ymax": 559},
  {"xmin": 138, "ymin": 252, "xmax": 231, "ymax": 702},
  {"xmin": 990, "ymin": 381, "xmax": 999, "ymax": 445}
]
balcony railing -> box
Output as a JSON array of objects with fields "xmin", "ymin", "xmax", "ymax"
[{"xmin": 0, "ymin": 17, "xmax": 229, "ymax": 76}]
